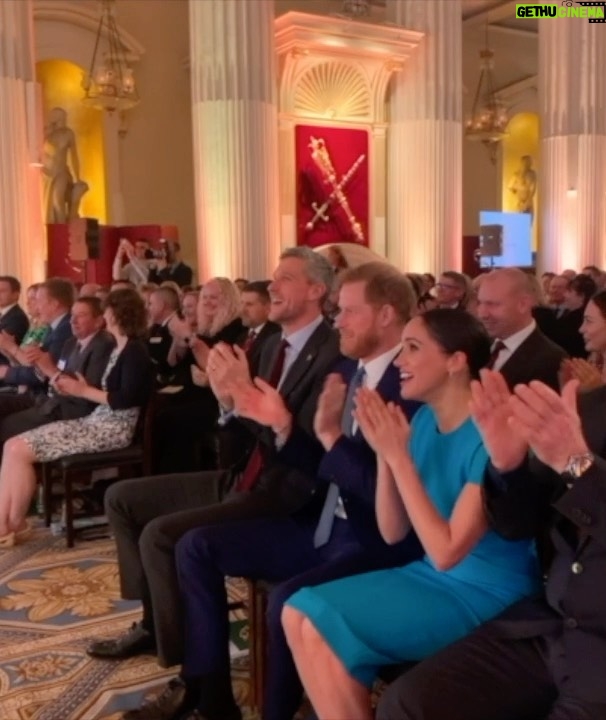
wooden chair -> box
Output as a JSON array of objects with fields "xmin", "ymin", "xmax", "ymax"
[{"xmin": 40, "ymin": 396, "xmax": 156, "ymax": 547}]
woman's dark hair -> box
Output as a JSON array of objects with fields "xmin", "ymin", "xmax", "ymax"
[
  {"xmin": 570, "ymin": 274, "xmax": 597, "ymax": 305},
  {"xmin": 103, "ymin": 288, "xmax": 148, "ymax": 338},
  {"xmin": 590, "ymin": 289, "xmax": 606, "ymax": 319},
  {"xmin": 420, "ymin": 308, "xmax": 491, "ymax": 380}
]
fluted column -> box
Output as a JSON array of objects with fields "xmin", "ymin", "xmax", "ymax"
[
  {"xmin": 386, "ymin": 0, "xmax": 462, "ymax": 274},
  {"xmin": 539, "ymin": 17, "xmax": 606, "ymax": 272},
  {"xmin": 189, "ymin": 0, "xmax": 280, "ymax": 280},
  {"xmin": 0, "ymin": 0, "xmax": 45, "ymax": 287}
]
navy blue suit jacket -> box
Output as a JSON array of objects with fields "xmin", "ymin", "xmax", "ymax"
[
  {"xmin": 280, "ymin": 355, "xmax": 423, "ymax": 562},
  {"xmin": 0, "ymin": 305, "xmax": 29, "ymax": 364},
  {"xmin": 4, "ymin": 313, "xmax": 73, "ymax": 390}
]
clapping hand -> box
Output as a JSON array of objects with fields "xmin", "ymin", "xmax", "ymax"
[
  {"xmin": 190, "ymin": 364, "xmax": 209, "ymax": 387},
  {"xmin": 470, "ymin": 369, "xmax": 528, "ymax": 472},
  {"xmin": 190, "ymin": 336, "xmax": 211, "ymax": 369},
  {"xmin": 35, "ymin": 351, "xmax": 57, "ymax": 379},
  {"xmin": 353, "ymin": 387, "xmax": 410, "ymax": 463},
  {"xmin": 54, "ymin": 372, "xmax": 89, "ymax": 397},
  {"xmin": 508, "ymin": 379, "xmax": 589, "ymax": 474},
  {"xmin": 313, "ymin": 373, "xmax": 347, "ymax": 449},
  {"xmin": 21, "ymin": 344, "xmax": 43, "ymax": 366},
  {"xmin": 560, "ymin": 358, "xmax": 603, "ymax": 393},
  {"xmin": 234, "ymin": 377, "xmax": 291, "ymax": 435},
  {"xmin": 206, "ymin": 343, "xmax": 253, "ymax": 409},
  {"xmin": 0, "ymin": 331, "xmax": 17, "ymax": 355}
]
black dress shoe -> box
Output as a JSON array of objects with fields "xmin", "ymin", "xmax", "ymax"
[
  {"xmin": 86, "ymin": 621, "xmax": 156, "ymax": 659},
  {"xmin": 123, "ymin": 677, "xmax": 190, "ymax": 720}
]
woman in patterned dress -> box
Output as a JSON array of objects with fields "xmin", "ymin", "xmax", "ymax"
[{"xmin": 0, "ymin": 288, "xmax": 153, "ymax": 545}]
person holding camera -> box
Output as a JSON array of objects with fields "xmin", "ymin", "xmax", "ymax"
[
  {"xmin": 112, "ymin": 238, "xmax": 151, "ymax": 285},
  {"xmin": 148, "ymin": 240, "xmax": 193, "ymax": 288}
]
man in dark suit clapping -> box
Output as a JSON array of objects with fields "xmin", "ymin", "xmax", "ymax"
[
  {"xmin": 0, "ymin": 297, "xmax": 114, "ymax": 446},
  {"xmin": 0, "ymin": 278, "xmax": 74, "ymax": 419},
  {"xmin": 477, "ymin": 268, "xmax": 566, "ymax": 390},
  {"xmin": 0, "ymin": 276, "xmax": 29, "ymax": 364},
  {"xmin": 377, "ymin": 372, "xmax": 606, "ymax": 720}
]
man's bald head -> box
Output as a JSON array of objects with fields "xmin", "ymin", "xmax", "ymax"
[{"xmin": 476, "ymin": 269, "xmax": 536, "ymax": 340}]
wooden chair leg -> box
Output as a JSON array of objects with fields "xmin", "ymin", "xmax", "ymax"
[
  {"xmin": 253, "ymin": 589, "xmax": 267, "ymax": 714},
  {"xmin": 42, "ymin": 464, "xmax": 52, "ymax": 528},
  {"xmin": 247, "ymin": 580, "xmax": 259, "ymax": 710},
  {"xmin": 246, "ymin": 580, "xmax": 268, "ymax": 714},
  {"xmin": 63, "ymin": 469, "xmax": 75, "ymax": 548}
]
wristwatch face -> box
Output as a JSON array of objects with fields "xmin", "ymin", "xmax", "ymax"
[{"xmin": 568, "ymin": 454, "xmax": 594, "ymax": 478}]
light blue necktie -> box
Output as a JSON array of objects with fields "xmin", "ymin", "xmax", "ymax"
[{"xmin": 313, "ymin": 366, "xmax": 366, "ymax": 549}]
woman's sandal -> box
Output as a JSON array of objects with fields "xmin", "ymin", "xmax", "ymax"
[
  {"xmin": 0, "ymin": 520, "xmax": 33, "ymax": 548},
  {"xmin": 0, "ymin": 532, "xmax": 16, "ymax": 548}
]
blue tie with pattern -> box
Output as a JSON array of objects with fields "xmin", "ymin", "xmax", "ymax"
[{"xmin": 313, "ymin": 366, "xmax": 366, "ymax": 549}]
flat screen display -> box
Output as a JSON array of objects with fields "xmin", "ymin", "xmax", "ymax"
[{"xmin": 478, "ymin": 211, "xmax": 532, "ymax": 268}]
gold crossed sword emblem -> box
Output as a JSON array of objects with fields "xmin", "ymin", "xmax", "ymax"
[{"xmin": 306, "ymin": 136, "xmax": 366, "ymax": 243}]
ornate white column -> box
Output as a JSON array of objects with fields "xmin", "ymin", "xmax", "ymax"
[
  {"xmin": 386, "ymin": 0, "xmax": 462, "ymax": 274},
  {"xmin": 189, "ymin": 0, "xmax": 280, "ymax": 279},
  {"xmin": 538, "ymin": 17, "xmax": 606, "ymax": 273},
  {"xmin": 0, "ymin": 0, "xmax": 45, "ymax": 286}
]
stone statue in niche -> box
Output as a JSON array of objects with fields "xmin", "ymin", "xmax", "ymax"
[
  {"xmin": 41, "ymin": 107, "xmax": 89, "ymax": 223},
  {"xmin": 508, "ymin": 155, "xmax": 537, "ymax": 222}
]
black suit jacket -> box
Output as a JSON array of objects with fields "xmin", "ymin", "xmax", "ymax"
[
  {"xmin": 0, "ymin": 305, "xmax": 29, "ymax": 364},
  {"xmin": 4, "ymin": 313, "xmax": 73, "ymax": 391},
  {"xmin": 499, "ymin": 328, "xmax": 567, "ymax": 391},
  {"xmin": 148, "ymin": 323, "xmax": 174, "ymax": 383},
  {"xmin": 227, "ymin": 319, "xmax": 340, "ymax": 514},
  {"xmin": 483, "ymin": 386, "xmax": 606, "ymax": 702},
  {"xmin": 551, "ymin": 307, "xmax": 587, "ymax": 359}
]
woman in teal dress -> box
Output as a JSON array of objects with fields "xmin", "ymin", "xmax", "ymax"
[{"xmin": 283, "ymin": 309, "xmax": 542, "ymax": 720}]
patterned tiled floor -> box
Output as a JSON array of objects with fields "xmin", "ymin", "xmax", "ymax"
[{"xmin": 0, "ymin": 526, "xmax": 251, "ymax": 720}]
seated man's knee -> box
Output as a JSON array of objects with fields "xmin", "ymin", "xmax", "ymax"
[{"xmin": 377, "ymin": 675, "xmax": 420, "ymax": 720}]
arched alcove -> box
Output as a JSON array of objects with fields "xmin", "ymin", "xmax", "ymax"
[{"xmin": 33, "ymin": 1, "xmax": 144, "ymax": 224}]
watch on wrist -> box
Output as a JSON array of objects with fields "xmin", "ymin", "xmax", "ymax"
[{"xmin": 562, "ymin": 452, "xmax": 595, "ymax": 479}]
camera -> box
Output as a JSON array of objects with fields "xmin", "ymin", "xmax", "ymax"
[{"xmin": 145, "ymin": 248, "xmax": 167, "ymax": 260}]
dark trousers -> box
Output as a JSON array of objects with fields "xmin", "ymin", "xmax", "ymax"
[
  {"xmin": 376, "ymin": 622, "xmax": 606, "ymax": 720},
  {"xmin": 105, "ymin": 471, "xmax": 290, "ymax": 668},
  {"xmin": 175, "ymin": 516, "xmax": 419, "ymax": 720}
]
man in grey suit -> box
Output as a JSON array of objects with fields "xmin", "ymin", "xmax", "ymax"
[
  {"xmin": 0, "ymin": 297, "xmax": 114, "ymax": 444},
  {"xmin": 86, "ymin": 248, "xmax": 341, "ymax": 677}
]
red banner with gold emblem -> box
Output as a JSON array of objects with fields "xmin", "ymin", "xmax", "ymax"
[{"xmin": 296, "ymin": 125, "xmax": 369, "ymax": 248}]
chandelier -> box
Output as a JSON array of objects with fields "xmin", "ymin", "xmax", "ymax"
[
  {"xmin": 341, "ymin": 0, "xmax": 371, "ymax": 18},
  {"xmin": 465, "ymin": 43, "xmax": 508, "ymax": 163},
  {"xmin": 82, "ymin": 0, "xmax": 139, "ymax": 113}
]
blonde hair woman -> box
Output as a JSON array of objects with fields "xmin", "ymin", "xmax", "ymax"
[
  {"xmin": 154, "ymin": 278, "xmax": 244, "ymax": 473},
  {"xmin": 196, "ymin": 277, "xmax": 241, "ymax": 340}
]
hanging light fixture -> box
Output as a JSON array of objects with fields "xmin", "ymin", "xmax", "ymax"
[
  {"xmin": 341, "ymin": 0, "xmax": 371, "ymax": 18},
  {"xmin": 465, "ymin": 30, "xmax": 508, "ymax": 163},
  {"xmin": 82, "ymin": 0, "xmax": 139, "ymax": 114}
]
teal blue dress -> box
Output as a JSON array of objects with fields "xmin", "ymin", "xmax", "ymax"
[{"xmin": 286, "ymin": 406, "xmax": 542, "ymax": 686}]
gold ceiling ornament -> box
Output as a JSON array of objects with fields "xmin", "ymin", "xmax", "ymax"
[
  {"xmin": 465, "ymin": 36, "xmax": 509, "ymax": 164},
  {"xmin": 82, "ymin": 0, "xmax": 139, "ymax": 114}
]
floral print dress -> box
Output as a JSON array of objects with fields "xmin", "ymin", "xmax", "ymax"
[{"xmin": 20, "ymin": 348, "xmax": 140, "ymax": 462}]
